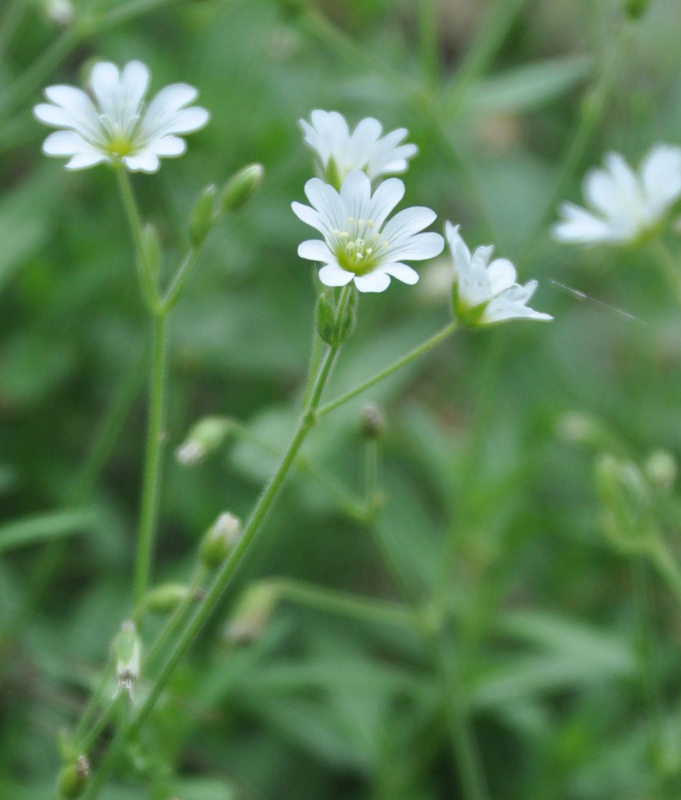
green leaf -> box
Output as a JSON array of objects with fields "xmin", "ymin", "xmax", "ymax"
[{"xmin": 0, "ymin": 508, "xmax": 100, "ymax": 554}]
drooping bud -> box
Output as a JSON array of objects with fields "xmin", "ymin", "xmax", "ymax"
[
  {"xmin": 176, "ymin": 416, "xmax": 233, "ymax": 466},
  {"xmin": 112, "ymin": 620, "xmax": 142, "ymax": 702},
  {"xmin": 200, "ymin": 512, "xmax": 242, "ymax": 569},
  {"xmin": 141, "ymin": 222, "xmax": 161, "ymax": 281},
  {"xmin": 644, "ymin": 450, "xmax": 677, "ymax": 492},
  {"xmin": 142, "ymin": 582, "xmax": 192, "ymax": 615},
  {"xmin": 57, "ymin": 755, "xmax": 89, "ymax": 799},
  {"xmin": 220, "ymin": 163, "xmax": 264, "ymax": 213},
  {"xmin": 189, "ymin": 183, "xmax": 218, "ymax": 247},
  {"xmin": 595, "ymin": 453, "xmax": 657, "ymax": 553},
  {"xmin": 361, "ymin": 403, "xmax": 385, "ymax": 440},
  {"xmin": 224, "ymin": 581, "xmax": 279, "ymax": 645}
]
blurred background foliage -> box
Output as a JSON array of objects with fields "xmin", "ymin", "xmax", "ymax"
[{"xmin": 2, "ymin": 0, "xmax": 681, "ymax": 798}]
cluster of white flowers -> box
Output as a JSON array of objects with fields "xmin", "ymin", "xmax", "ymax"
[{"xmin": 293, "ymin": 108, "xmax": 551, "ymax": 323}]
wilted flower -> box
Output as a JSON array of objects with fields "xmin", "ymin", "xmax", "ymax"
[
  {"xmin": 446, "ymin": 222, "xmax": 552, "ymax": 325},
  {"xmin": 34, "ymin": 60, "xmax": 210, "ymax": 172},
  {"xmin": 293, "ymin": 170, "xmax": 443, "ymax": 293},
  {"xmin": 552, "ymin": 144, "xmax": 681, "ymax": 246},
  {"xmin": 300, "ymin": 109, "xmax": 417, "ymax": 187}
]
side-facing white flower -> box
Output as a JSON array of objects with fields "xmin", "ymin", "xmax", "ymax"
[
  {"xmin": 299, "ymin": 109, "xmax": 418, "ymax": 187},
  {"xmin": 446, "ymin": 222, "xmax": 552, "ymax": 325},
  {"xmin": 34, "ymin": 60, "xmax": 210, "ymax": 172},
  {"xmin": 292, "ymin": 170, "xmax": 444, "ymax": 293},
  {"xmin": 552, "ymin": 144, "xmax": 681, "ymax": 246}
]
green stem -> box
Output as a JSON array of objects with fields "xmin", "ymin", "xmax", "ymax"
[
  {"xmin": 82, "ymin": 342, "xmax": 344, "ymax": 798},
  {"xmin": 418, "ymin": 0, "xmax": 439, "ymax": 90},
  {"xmin": 95, "ymin": 0, "xmax": 180, "ymax": 30},
  {"xmin": 132, "ymin": 312, "xmax": 169, "ymax": 611},
  {"xmin": 650, "ymin": 539, "xmax": 681, "ymax": 607},
  {"xmin": 115, "ymin": 167, "xmax": 160, "ymax": 312},
  {"xmin": 0, "ymin": 0, "xmax": 28, "ymax": 65},
  {"xmin": 318, "ymin": 321, "xmax": 457, "ymax": 418},
  {"xmin": 273, "ymin": 578, "xmax": 418, "ymax": 629},
  {"xmin": 161, "ymin": 248, "xmax": 199, "ymax": 312},
  {"xmin": 650, "ymin": 239, "xmax": 681, "ymax": 309}
]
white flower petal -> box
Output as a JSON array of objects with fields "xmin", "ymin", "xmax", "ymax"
[
  {"xmin": 162, "ymin": 107, "xmax": 210, "ymax": 134},
  {"xmin": 298, "ymin": 239, "xmax": 334, "ymax": 262},
  {"xmin": 34, "ymin": 102, "xmax": 74, "ymax": 127},
  {"xmin": 151, "ymin": 135, "xmax": 186, "ymax": 156},
  {"xmin": 382, "ymin": 262, "xmax": 419, "ymax": 284},
  {"xmin": 381, "ymin": 205, "xmax": 436, "ymax": 242},
  {"xmin": 445, "ymin": 222, "xmax": 471, "ymax": 271},
  {"xmin": 291, "ymin": 201, "xmax": 325, "ymax": 234},
  {"xmin": 486, "ymin": 258, "xmax": 516, "ymax": 294},
  {"xmin": 354, "ymin": 271, "xmax": 391, "ymax": 292},
  {"xmin": 122, "ymin": 152, "xmax": 160, "ymax": 173},
  {"xmin": 65, "ymin": 151, "xmax": 109, "ymax": 170},
  {"xmin": 385, "ymin": 232, "xmax": 444, "ymax": 261},
  {"xmin": 552, "ymin": 202, "xmax": 615, "ymax": 244},
  {"xmin": 340, "ymin": 170, "xmax": 372, "ymax": 220},
  {"xmin": 42, "ymin": 130, "xmax": 88, "ymax": 155},
  {"xmin": 303, "ymin": 178, "xmax": 345, "ymax": 231},
  {"xmin": 640, "ymin": 143, "xmax": 681, "ymax": 218},
  {"xmin": 319, "ymin": 264, "xmax": 354, "ymax": 286},
  {"xmin": 367, "ymin": 177, "xmax": 405, "ymax": 228}
]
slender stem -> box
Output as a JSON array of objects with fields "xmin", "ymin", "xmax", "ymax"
[
  {"xmin": 72, "ymin": 663, "xmax": 115, "ymax": 750},
  {"xmin": 273, "ymin": 578, "xmax": 419, "ymax": 629},
  {"xmin": 0, "ymin": 0, "xmax": 27, "ymax": 65},
  {"xmin": 95, "ymin": 0, "xmax": 180, "ymax": 30},
  {"xmin": 115, "ymin": 167, "xmax": 160, "ymax": 312},
  {"xmin": 650, "ymin": 239, "xmax": 681, "ymax": 309},
  {"xmin": 650, "ymin": 539, "xmax": 681, "ymax": 606},
  {"xmin": 318, "ymin": 321, "xmax": 457, "ymax": 418},
  {"xmin": 82, "ymin": 341, "xmax": 344, "ymax": 798},
  {"xmin": 132, "ymin": 312, "xmax": 169, "ymax": 610},
  {"xmin": 161, "ymin": 248, "xmax": 199, "ymax": 312},
  {"xmin": 418, "ymin": 0, "xmax": 439, "ymax": 90}
]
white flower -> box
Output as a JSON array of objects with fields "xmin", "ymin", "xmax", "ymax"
[
  {"xmin": 299, "ymin": 109, "xmax": 417, "ymax": 187},
  {"xmin": 552, "ymin": 144, "xmax": 681, "ymax": 246},
  {"xmin": 446, "ymin": 222, "xmax": 552, "ymax": 325},
  {"xmin": 34, "ymin": 60, "xmax": 210, "ymax": 172},
  {"xmin": 292, "ymin": 170, "xmax": 444, "ymax": 293}
]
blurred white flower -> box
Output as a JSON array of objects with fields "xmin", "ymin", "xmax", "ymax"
[
  {"xmin": 34, "ymin": 60, "xmax": 210, "ymax": 172},
  {"xmin": 293, "ymin": 171, "xmax": 443, "ymax": 293},
  {"xmin": 552, "ymin": 144, "xmax": 681, "ymax": 246},
  {"xmin": 446, "ymin": 222, "xmax": 552, "ymax": 324},
  {"xmin": 299, "ymin": 109, "xmax": 417, "ymax": 187}
]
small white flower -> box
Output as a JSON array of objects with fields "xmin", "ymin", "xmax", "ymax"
[
  {"xmin": 446, "ymin": 222, "xmax": 552, "ymax": 325},
  {"xmin": 34, "ymin": 60, "xmax": 210, "ymax": 172},
  {"xmin": 552, "ymin": 144, "xmax": 681, "ymax": 246},
  {"xmin": 292, "ymin": 170, "xmax": 444, "ymax": 293},
  {"xmin": 299, "ymin": 109, "xmax": 417, "ymax": 187}
]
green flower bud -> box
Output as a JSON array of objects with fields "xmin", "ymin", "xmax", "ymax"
[
  {"xmin": 176, "ymin": 416, "xmax": 234, "ymax": 466},
  {"xmin": 57, "ymin": 755, "xmax": 89, "ymax": 799},
  {"xmin": 142, "ymin": 582, "xmax": 192, "ymax": 615},
  {"xmin": 113, "ymin": 620, "xmax": 142, "ymax": 701},
  {"xmin": 644, "ymin": 450, "xmax": 677, "ymax": 492},
  {"xmin": 200, "ymin": 511, "xmax": 242, "ymax": 569},
  {"xmin": 596, "ymin": 453, "xmax": 657, "ymax": 553},
  {"xmin": 189, "ymin": 183, "xmax": 218, "ymax": 247},
  {"xmin": 625, "ymin": 0, "xmax": 649, "ymax": 18},
  {"xmin": 220, "ymin": 163, "xmax": 264, "ymax": 213},
  {"xmin": 361, "ymin": 403, "xmax": 385, "ymax": 439},
  {"xmin": 141, "ymin": 222, "xmax": 161, "ymax": 280},
  {"xmin": 224, "ymin": 581, "xmax": 279, "ymax": 645},
  {"xmin": 315, "ymin": 288, "xmax": 357, "ymax": 345}
]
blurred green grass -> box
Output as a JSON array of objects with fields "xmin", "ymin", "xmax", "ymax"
[{"xmin": 2, "ymin": 0, "xmax": 681, "ymax": 798}]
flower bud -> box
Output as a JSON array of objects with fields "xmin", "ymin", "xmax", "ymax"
[
  {"xmin": 45, "ymin": 0, "xmax": 74, "ymax": 26},
  {"xmin": 596, "ymin": 453, "xmax": 656, "ymax": 553},
  {"xmin": 315, "ymin": 288, "xmax": 357, "ymax": 345},
  {"xmin": 189, "ymin": 183, "xmax": 218, "ymax": 247},
  {"xmin": 200, "ymin": 512, "xmax": 242, "ymax": 569},
  {"xmin": 142, "ymin": 222, "xmax": 161, "ymax": 280},
  {"xmin": 113, "ymin": 620, "xmax": 142, "ymax": 701},
  {"xmin": 142, "ymin": 582, "xmax": 192, "ymax": 615},
  {"xmin": 220, "ymin": 163, "xmax": 264, "ymax": 213},
  {"xmin": 624, "ymin": 0, "xmax": 649, "ymax": 18},
  {"xmin": 361, "ymin": 403, "xmax": 385, "ymax": 439},
  {"xmin": 224, "ymin": 581, "xmax": 279, "ymax": 645},
  {"xmin": 644, "ymin": 450, "xmax": 677, "ymax": 492},
  {"xmin": 176, "ymin": 416, "xmax": 233, "ymax": 466},
  {"xmin": 57, "ymin": 755, "xmax": 89, "ymax": 799}
]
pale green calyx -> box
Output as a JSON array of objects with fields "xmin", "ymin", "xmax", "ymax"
[{"xmin": 112, "ymin": 619, "xmax": 142, "ymax": 701}]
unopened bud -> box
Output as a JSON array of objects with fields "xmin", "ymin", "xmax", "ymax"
[
  {"xmin": 221, "ymin": 163, "xmax": 264, "ymax": 213},
  {"xmin": 113, "ymin": 620, "xmax": 142, "ymax": 701},
  {"xmin": 142, "ymin": 223, "xmax": 161, "ymax": 280},
  {"xmin": 142, "ymin": 582, "xmax": 192, "ymax": 614},
  {"xmin": 644, "ymin": 450, "xmax": 677, "ymax": 492},
  {"xmin": 45, "ymin": 0, "xmax": 74, "ymax": 25},
  {"xmin": 200, "ymin": 512, "xmax": 242, "ymax": 568},
  {"xmin": 57, "ymin": 755, "xmax": 89, "ymax": 799},
  {"xmin": 315, "ymin": 288, "xmax": 357, "ymax": 345},
  {"xmin": 224, "ymin": 581, "xmax": 279, "ymax": 645},
  {"xmin": 189, "ymin": 183, "xmax": 217, "ymax": 247},
  {"xmin": 176, "ymin": 416, "xmax": 233, "ymax": 466},
  {"xmin": 556, "ymin": 411, "xmax": 605, "ymax": 447},
  {"xmin": 624, "ymin": 0, "xmax": 650, "ymax": 19},
  {"xmin": 361, "ymin": 403, "xmax": 384, "ymax": 439},
  {"xmin": 596, "ymin": 453, "xmax": 656, "ymax": 553}
]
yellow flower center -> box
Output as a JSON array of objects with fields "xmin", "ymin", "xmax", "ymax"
[{"xmin": 333, "ymin": 217, "xmax": 388, "ymax": 275}]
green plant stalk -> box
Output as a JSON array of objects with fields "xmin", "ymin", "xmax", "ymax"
[
  {"xmin": 650, "ymin": 538, "xmax": 681, "ymax": 607},
  {"xmin": 0, "ymin": 0, "xmax": 28, "ymax": 65},
  {"xmin": 318, "ymin": 320, "xmax": 457, "ymax": 418},
  {"xmin": 418, "ymin": 0, "xmax": 439, "ymax": 90},
  {"xmin": 132, "ymin": 312, "xmax": 168, "ymax": 611},
  {"xmin": 650, "ymin": 239, "xmax": 681, "ymax": 309},
  {"xmin": 161, "ymin": 247, "xmax": 200, "ymax": 312},
  {"xmin": 81, "ymin": 289, "xmax": 351, "ymax": 797},
  {"xmin": 273, "ymin": 578, "xmax": 418, "ymax": 629}
]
